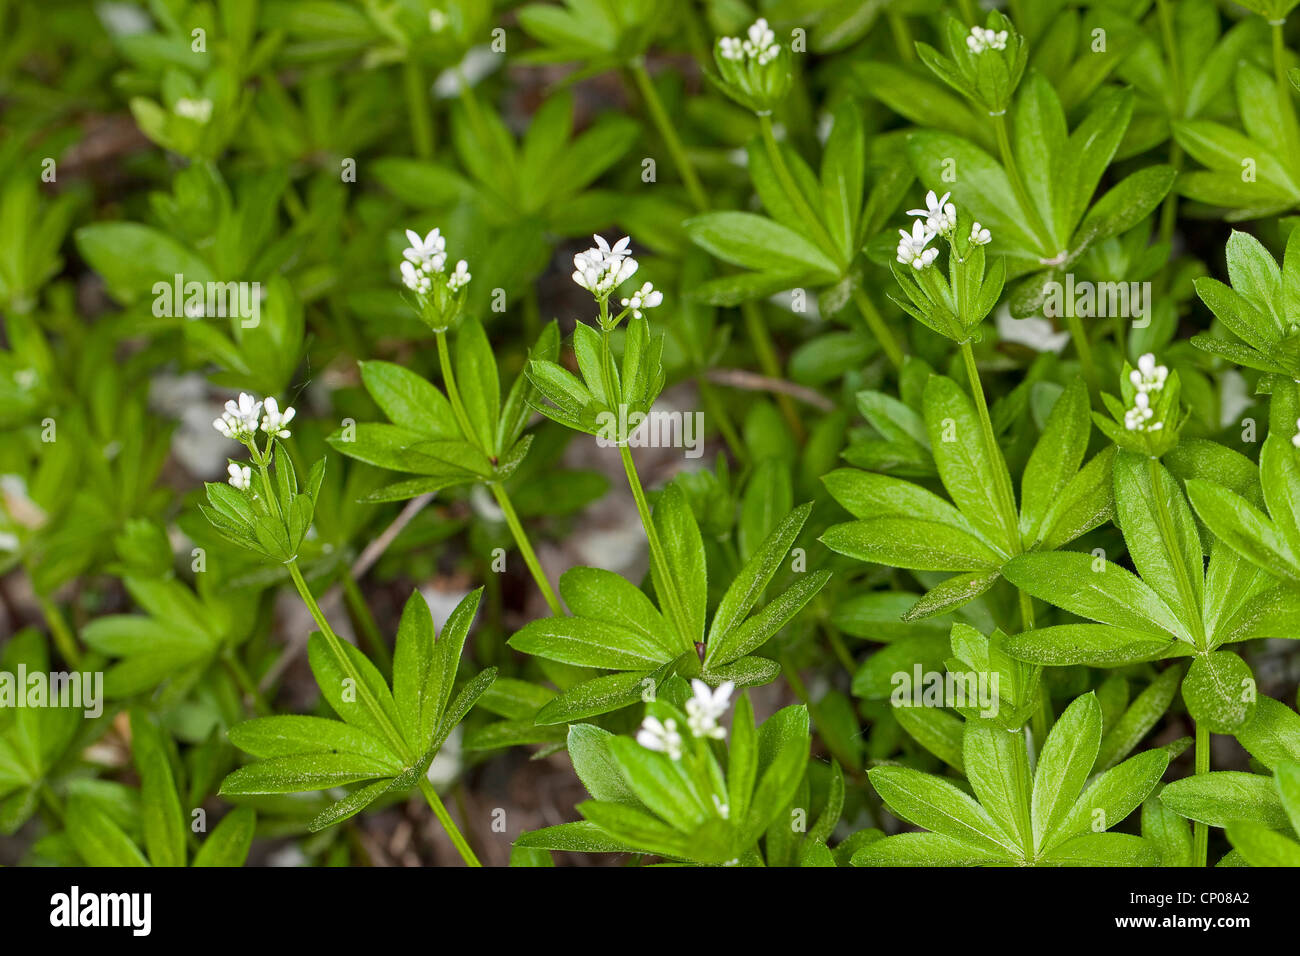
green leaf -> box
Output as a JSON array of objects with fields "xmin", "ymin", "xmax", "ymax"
[
  {"xmin": 1236, "ymin": 695, "xmax": 1300, "ymax": 771},
  {"xmin": 454, "ymin": 319, "xmax": 500, "ymax": 455},
  {"xmin": 66, "ymin": 796, "xmax": 149, "ymax": 867},
  {"xmin": 1047, "ymin": 749, "xmax": 1170, "ymax": 850},
  {"xmin": 653, "ymin": 484, "xmax": 707, "ymax": 648},
  {"xmin": 706, "ymin": 570, "xmax": 830, "ymax": 667},
  {"xmin": 392, "ymin": 590, "xmax": 437, "ymax": 750},
  {"xmin": 191, "ymin": 807, "xmax": 256, "ymax": 867},
  {"xmin": 1226, "ymin": 820, "xmax": 1300, "ymax": 866},
  {"xmin": 559, "ymin": 568, "xmax": 673, "ymax": 655},
  {"xmin": 508, "ymin": 616, "xmax": 671, "ymax": 670},
  {"xmin": 821, "ymin": 517, "xmax": 1003, "ymax": 571},
  {"xmin": 684, "ymin": 212, "xmax": 840, "ymax": 277},
  {"xmin": 868, "ymin": 765, "xmax": 1015, "ymax": 855},
  {"xmin": 852, "ymin": 831, "xmax": 1004, "ymax": 866},
  {"xmin": 1003, "ymin": 624, "xmax": 1177, "ymax": 667},
  {"xmin": 567, "ymin": 724, "xmax": 640, "ymax": 806},
  {"xmin": 1182, "ymin": 650, "xmax": 1256, "ymax": 734},
  {"xmin": 359, "ymin": 361, "xmax": 459, "ymax": 440},
  {"xmin": 220, "ymin": 753, "xmax": 398, "ymax": 794},
  {"xmin": 1020, "ymin": 377, "xmax": 1090, "ymax": 540},
  {"xmin": 1038, "ymin": 832, "xmax": 1158, "ymax": 866},
  {"xmin": 1031, "ymin": 694, "xmax": 1102, "ymax": 852},
  {"xmin": 228, "ymin": 715, "xmax": 400, "ymax": 766},
  {"xmin": 1096, "ymin": 665, "xmax": 1184, "ymax": 771},
  {"xmin": 1159, "ymin": 771, "xmax": 1289, "ymax": 828},
  {"xmin": 130, "ymin": 710, "xmax": 188, "ymax": 868}
]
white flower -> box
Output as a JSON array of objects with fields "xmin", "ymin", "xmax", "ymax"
[
  {"xmin": 428, "ymin": 9, "xmax": 447, "ymax": 32},
  {"xmin": 227, "ymin": 462, "xmax": 252, "ymax": 491},
  {"xmin": 1292, "ymin": 417, "xmax": 1300, "ymax": 449},
  {"xmin": 447, "ymin": 259, "xmax": 471, "ymax": 291},
  {"xmin": 213, "ymin": 393, "xmax": 262, "ymax": 441},
  {"xmin": 261, "ymin": 397, "xmax": 296, "ymax": 439},
  {"xmin": 1129, "ymin": 353, "xmax": 1168, "ymax": 394},
  {"xmin": 967, "ymin": 26, "xmax": 1008, "ymax": 53},
  {"xmin": 906, "ymin": 191, "xmax": 956, "ymax": 236},
  {"xmin": 403, "ymin": 228, "xmax": 447, "ymax": 271},
  {"xmin": 174, "ymin": 97, "xmax": 213, "ymax": 124},
  {"xmin": 1124, "ymin": 391, "xmax": 1163, "ymax": 432},
  {"xmin": 572, "ymin": 234, "xmax": 639, "ymax": 297},
  {"xmin": 719, "ymin": 18, "xmax": 780, "ymax": 65},
  {"xmin": 400, "ymin": 260, "xmax": 431, "ymax": 293},
  {"xmin": 897, "ymin": 220, "xmax": 938, "ymax": 269},
  {"xmin": 685, "ymin": 679, "xmax": 734, "ymax": 740},
  {"xmin": 970, "ymin": 221, "xmax": 992, "ymax": 246},
  {"xmin": 636, "ymin": 715, "xmax": 683, "ymax": 760},
  {"xmin": 620, "ymin": 281, "xmax": 663, "ymax": 319}
]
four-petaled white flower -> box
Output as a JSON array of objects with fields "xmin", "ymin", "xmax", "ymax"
[
  {"xmin": 620, "ymin": 281, "xmax": 663, "ymax": 319},
  {"xmin": 572, "ymin": 234, "xmax": 639, "ymax": 297},
  {"xmin": 970, "ymin": 221, "xmax": 992, "ymax": 246},
  {"xmin": 1124, "ymin": 391, "xmax": 1163, "ymax": 432},
  {"xmin": 907, "ymin": 191, "xmax": 956, "ymax": 236},
  {"xmin": 1129, "ymin": 353, "xmax": 1168, "ymax": 394},
  {"xmin": 261, "ymin": 397, "xmax": 296, "ymax": 439},
  {"xmin": 404, "ymin": 228, "xmax": 447, "ymax": 273},
  {"xmin": 227, "ymin": 462, "xmax": 252, "ymax": 491},
  {"xmin": 720, "ymin": 18, "xmax": 781, "ymax": 65},
  {"xmin": 446, "ymin": 259, "xmax": 472, "ymax": 291},
  {"xmin": 966, "ymin": 26, "xmax": 1009, "ymax": 53},
  {"xmin": 213, "ymin": 393, "xmax": 263, "ymax": 441},
  {"xmin": 636, "ymin": 715, "xmax": 683, "ymax": 760},
  {"xmin": 685, "ymin": 679, "xmax": 734, "ymax": 740},
  {"xmin": 897, "ymin": 220, "xmax": 938, "ymax": 270}
]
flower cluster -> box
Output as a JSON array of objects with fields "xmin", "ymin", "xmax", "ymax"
[
  {"xmin": 718, "ymin": 18, "xmax": 780, "ymax": 65},
  {"xmin": 896, "ymin": 191, "xmax": 991, "ymax": 269},
  {"xmin": 1128, "ymin": 353, "xmax": 1169, "ymax": 394},
  {"xmin": 212, "ymin": 392, "xmax": 298, "ymax": 485},
  {"xmin": 966, "ymin": 26, "xmax": 1009, "ymax": 53},
  {"xmin": 1123, "ymin": 353, "xmax": 1169, "ymax": 432},
  {"xmin": 572, "ymin": 235, "xmax": 638, "ymax": 297},
  {"xmin": 398, "ymin": 227, "xmax": 472, "ymax": 331},
  {"xmin": 620, "ymin": 281, "xmax": 663, "ymax": 319},
  {"xmin": 637, "ymin": 680, "xmax": 735, "ymax": 761}
]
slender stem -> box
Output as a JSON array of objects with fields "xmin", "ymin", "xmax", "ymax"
[
  {"xmin": 490, "ymin": 482, "xmax": 564, "ymax": 616},
  {"xmin": 418, "ymin": 777, "xmax": 482, "ymax": 867},
  {"xmin": 629, "ymin": 61, "xmax": 710, "ymax": 212},
  {"xmin": 851, "ymin": 285, "xmax": 905, "ymax": 368},
  {"xmin": 1064, "ymin": 311, "xmax": 1100, "ymax": 402},
  {"xmin": 222, "ymin": 653, "xmax": 271, "ymax": 716},
  {"xmin": 742, "ymin": 300, "xmax": 804, "ymax": 439},
  {"xmin": 1274, "ymin": 22, "xmax": 1300, "ymax": 160},
  {"xmin": 619, "ymin": 444, "xmax": 694, "ymax": 652},
  {"xmin": 1193, "ymin": 721, "xmax": 1209, "ymax": 867},
  {"xmin": 402, "ymin": 59, "xmax": 434, "ymax": 159},
  {"xmin": 340, "ymin": 568, "xmax": 391, "ymax": 674},
  {"xmin": 991, "ymin": 114, "xmax": 1055, "ymax": 256},
  {"xmin": 287, "ymin": 559, "xmax": 409, "ymax": 761},
  {"xmin": 435, "ymin": 329, "xmax": 478, "ymax": 444},
  {"xmin": 887, "ymin": 12, "xmax": 914, "ymax": 61},
  {"xmin": 38, "ymin": 595, "xmax": 81, "ymax": 668}
]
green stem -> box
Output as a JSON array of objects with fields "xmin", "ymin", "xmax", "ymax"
[
  {"xmin": 222, "ymin": 652, "xmax": 271, "ymax": 716},
  {"xmin": 38, "ymin": 595, "xmax": 81, "ymax": 668},
  {"xmin": 1274, "ymin": 21, "xmax": 1300, "ymax": 160},
  {"xmin": 629, "ymin": 60, "xmax": 710, "ymax": 212},
  {"xmin": 887, "ymin": 12, "xmax": 915, "ymax": 61},
  {"xmin": 490, "ymin": 482, "xmax": 564, "ymax": 616},
  {"xmin": 1193, "ymin": 721, "xmax": 1209, "ymax": 867},
  {"xmin": 851, "ymin": 285, "xmax": 905, "ymax": 369},
  {"xmin": 436, "ymin": 329, "xmax": 478, "ymax": 444},
  {"xmin": 418, "ymin": 777, "xmax": 482, "ymax": 867},
  {"xmin": 619, "ymin": 443, "xmax": 694, "ymax": 653},
  {"xmin": 742, "ymin": 300, "xmax": 804, "ymax": 439},
  {"xmin": 287, "ymin": 559, "xmax": 410, "ymax": 761},
  {"xmin": 341, "ymin": 568, "xmax": 392, "ymax": 674},
  {"xmin": 402, "ymin": 58, "xmax": 434, "ymax": 159},
  {"xmin": 1064, "ymin": 311, "xmax": 1100, "ymax": 403}
]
